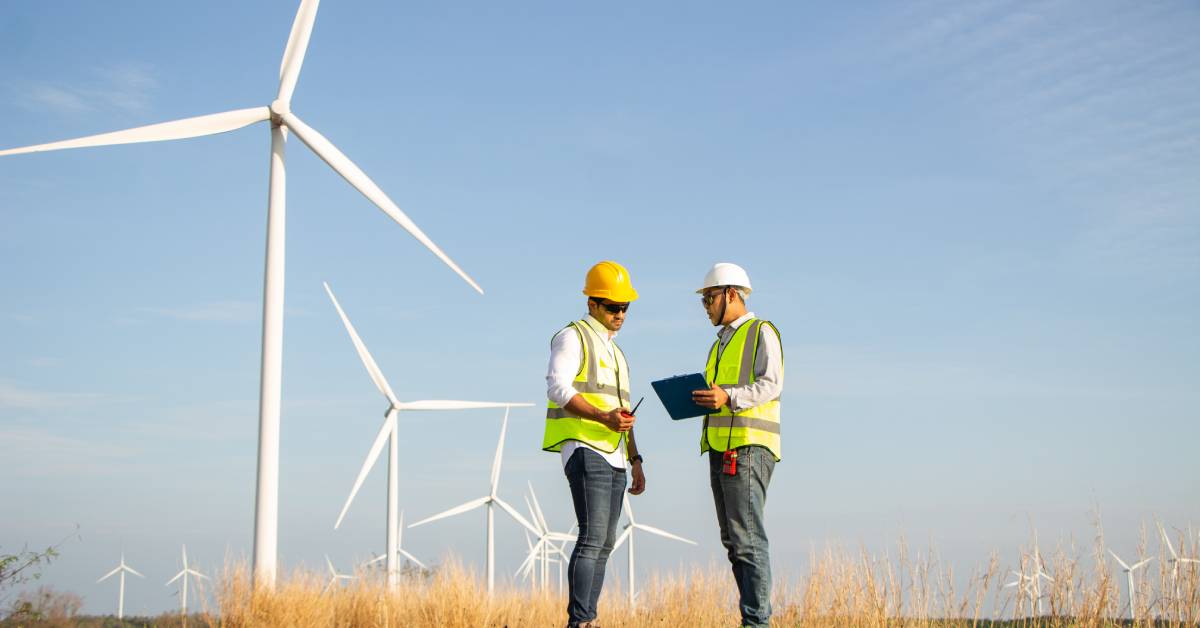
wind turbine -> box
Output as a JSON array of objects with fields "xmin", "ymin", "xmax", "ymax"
[
  {"xmin": 1109, "ymin": 549, "xmax": 1154, "ymax": 620},
  {"xmin": 409, "ymin": 409, "xmax": 541, "ymax": 593},
  {"xmin": 165, "ymin": 545, "xmax": 209, "ymax": 616},
  {"xmin": 516, "ymin": 483, "xmax": 574, "ymax": 591},
  {"xmin": 612, "ymin": 492, "xmax": 696, "ymax": 606},
  {"xmin": 365, "ymin": 510, "xmax": 427, "ymax": 572},
  {"xmin": 0, "ymin": 0, "xmax": 483, "ymax": 589},
  {"xmin": 324, "ymin": 282, "xmax": 526, "ymax": 591},
  {"xmin": 97, "ymin": 553, "xmax": 144, "ymax": 620},
  {"xmin": 324, "ymin": 555, "xmax": 355, "ymax": 594},
  {"xmin": 1159, "ymin": 522, "xmax": 1199, "ymax": 598}
]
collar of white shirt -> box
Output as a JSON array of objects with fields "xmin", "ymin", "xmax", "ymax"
[
  {"xmin": 718, "ymin": 311, "xmax": 756, "ymax": 340},
  {"xmin": 583, "ymin": 314, "xmax": 616, "ymax": 340}
]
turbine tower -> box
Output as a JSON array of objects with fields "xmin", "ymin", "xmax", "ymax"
[
  {"xmin": 0, "ymin": 0, "xmax": 483, "ymax": 589},
  {"xmin": 1109, "ymin": 549, "xmax": 1154, "ymax": 620},
  {"xmin": 165, "ymin": 545, "xmax": 209, "ymax": 617},
  {"xmin": 409, "ymin": 409, "xmax": 541, "ymax": 593},
  {"xmin": 324, "ymin": 282, "xmax": 526, "ymax": 590},
  {"xmin": 97, "ymin": 554, "xmax": 144, "ymax": 620},
  {"xmin": 612, "ymin": 492, "xmax": 696, "ymax": 606}
]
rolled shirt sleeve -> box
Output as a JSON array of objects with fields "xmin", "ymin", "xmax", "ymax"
[
  {"xmin": 546, "ymin": 326, "xmax": 583, "ymax": 407},
  {"xmin": 726, "ymin": 322, "xmax": 783, "ymax": 413}
]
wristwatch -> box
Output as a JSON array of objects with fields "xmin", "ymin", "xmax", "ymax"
[{"xmin": 630, "ymin": 454, "xmax": 644, "ymax": 465}]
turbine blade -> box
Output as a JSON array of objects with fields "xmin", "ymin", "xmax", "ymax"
[
  {"xmin": 1160, "ymin": 523, "xmax": 1179, "ymax": 559},
  {"xmin": 126, "ymin": 566, "xmax": 145, "ymax": 578},
  {"xmin": 192, "ymin": 570, "xmax": 210, "ymax": 581},
  {"xmin": 398, "ymin": 548, "xmax": 425, "ymax": 569},
  {"xmin": 166, "ymin": 571, "xmax": 184, "ymax": 586},
  {"xmin": 490, "ymin": 408, "xmax": 509, "ymax": 494},
  {"xmin": 325, "ymin": 555, "xmax": 336, "ymax": 576},
  {"xmin": 409, "ymin": 496, "xmax": 489, "ymax": 528},
  {"xmin": 1131, "ymin": 557, "xmax": 1155, "ymax": 570},
  {"xmin": 98, "ymin": 566, "xmax": 121, "ymax": 583},
  {"xmin": 393, "ymin": 400, "xmax": 532, "ymax": 411},
  {"xmin": 623, "ymin": 492, "xmax": 636, "ymax": 525},
  {"xmin": 528, "ymin": 481, "xmax": 550, "ymax": 533},
  {"xmin": 635, "ymin": 523, "xmax": 697, "ymax": 545},
  {"xmin": 547, "ymin": 532, "xmax": 577, "ymax": 542},
  {"xmin": 494, "ymin": 496, "xmax": 541, "ymax": 536},
  {"xmin": 334, "ymin": 410, "xmax": 396, "ymax": 528},
  {"xmin": 612, "ymin": 526, "xmax": 632, "ymax": 551},
  {"xmin": 283, "ymin": 112, "xmax": 483, "ymax": 294},
  {"xmin": 1109, "ymin": 550, "xmax": 1131, "ymax": 570},
  {"xmin": 323, "ymin": 282, "xmax": 400, "ymax": 405},
  {"xmin": 277, "ymin": 0, "xmax": 320, "ymax": 103},
  {"xmin": 0, "ymin": 107, "xmax": 269, "ymax": 157},
  {"xmin": 365, "ymin": 554, "xmax": 385, "ymax": 566}
]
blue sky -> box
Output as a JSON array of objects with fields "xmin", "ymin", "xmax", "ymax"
[{"xmin": 2, "ymin": 0, "xmax": 1198, "ymax": 616}]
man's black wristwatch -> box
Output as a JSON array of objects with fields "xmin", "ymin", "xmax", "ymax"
[{"xmin": 629, "ymin": 454, "xmax": 644, "ymax": 465}]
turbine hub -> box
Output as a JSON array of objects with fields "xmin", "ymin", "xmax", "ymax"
[{"xmin": 269, "ymin": 99, "xmax": 291, "ymax": 117}]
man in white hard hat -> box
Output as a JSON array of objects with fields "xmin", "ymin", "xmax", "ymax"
[
  {"xmin": 691, "ymin": 262, "xmax": 783, "ymax": 628},
  {"xmin": 544, "ymin": 261, "xmax": 646, "ymax": 628}
]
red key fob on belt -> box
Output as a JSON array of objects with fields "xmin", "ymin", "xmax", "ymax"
[{"xmin": 722, "ymin": 449, "xmax": 738, "ymax": 475}]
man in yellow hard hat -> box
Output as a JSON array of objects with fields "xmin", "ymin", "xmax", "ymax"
[
  {"xmin": 543, "ymin": 260, "xmax": 645, "ymax": 628},
  {"xmin": 691, "ymin": 262, "xmax": 783, "ymax": 628}
]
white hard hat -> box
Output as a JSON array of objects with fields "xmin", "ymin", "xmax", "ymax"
[{"xmin": 696, "ymin": 262, "xmax": 752, "ymax": 295}]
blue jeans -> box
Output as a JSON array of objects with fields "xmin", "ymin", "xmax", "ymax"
[
  {"xmin": 564, "ymin": 447, "xmax": 626, "ymax": 626},
  {"xmin": 709, "ymin": 445, "xmax": 775, "ymax": 628}
]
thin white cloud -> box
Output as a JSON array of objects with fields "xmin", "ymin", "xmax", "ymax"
[
  {"xmin": 138, "ymin": 300, "xmax": 259, "ymax": 323},
  {"xmin": 0, "ymin": 380, "xmax": 125, "ymax": 410},
  {"xmin": 11, "ymin": 63, "xmax": 157, "ymax": 115}
]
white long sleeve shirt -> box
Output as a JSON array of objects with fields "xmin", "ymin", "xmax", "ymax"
[
  {"xmin": 546, "ymin": 315, "xmax": 628, "ymax": 470},
  {"xmin": 713, "ymin": 312, "xmax": 784, "ymax": 411}
]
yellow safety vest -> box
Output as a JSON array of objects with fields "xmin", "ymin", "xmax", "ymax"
[
  {"xmin": 701, "ymin": 318, "xmax": 782, "ymax": 461},
  {"xmin": 543, "ymin": 318, "xmax": 631, "ymax": 456}
]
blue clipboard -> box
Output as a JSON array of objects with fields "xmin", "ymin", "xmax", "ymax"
[{"xmin": 650, "ymin": 373, "xmax": 711, "ymax": 420}]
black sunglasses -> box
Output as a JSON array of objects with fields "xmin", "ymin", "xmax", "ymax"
[
  {"xmin": 701, "ymin": 288, "xmax": 727, "ymax": 307},
  {"xmin": 591, "ymin": 299, "xmax": 630, "ymax": 314}
]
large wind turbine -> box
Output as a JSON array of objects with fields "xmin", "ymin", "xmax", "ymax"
[
  {"xmin": 1109, "ymin": 549, "xmax": 1154, "ymax": 620},
  {"xmin": 97, "ymin": 554, "xmax": 144, "ymax": 620},
  {"xmin": 165, "ymin": 545, "xmax": 208, "ymax": 616},
  {"xmin": 409, "ymin": 409, "xmax": 541, "ymax": 593},
  {"xmin": 0, "ymin": 0, "xmax": 483, "ymax": 589},
  {"xmin": 324, "ymin": 282, "xmax": 526, "ymax": 591},
  {"xmin": 1159, "ymin": 522, "xmax": 1199, "ymax": 600},
  {"xmin": 612, "ymin": 493, "xmax": 696, "ymax": 606}
]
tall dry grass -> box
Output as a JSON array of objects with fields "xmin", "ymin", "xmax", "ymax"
[{"xmin": 174, "ymin": 524, "xmax": 1198, "ymax": 627}]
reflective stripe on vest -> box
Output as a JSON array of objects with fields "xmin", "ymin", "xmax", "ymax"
[
  {"xmin": 543, "ymin": 319, "xmax": 631, "ymax": 455},
  {"xmin": 701, "ymin": 318, "xmax": 782, "ymax": 461}
]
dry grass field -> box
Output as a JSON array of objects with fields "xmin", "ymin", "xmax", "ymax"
[{"xmin": 174, "ymin": 525, "xmax": 1198, "ymax": 628}]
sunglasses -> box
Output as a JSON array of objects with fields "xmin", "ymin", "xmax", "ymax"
[
  {"xmin": 701, "ymin": 289, "xmax": 726, "ymax": 307},
  {"xmin": 592, "ymin": 300, "xmax": 630, "ymax": 314}
]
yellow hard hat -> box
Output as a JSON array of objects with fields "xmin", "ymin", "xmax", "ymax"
[{"xmin": 582, "ymin": 261, "xmax": 639, "ymax": 302}]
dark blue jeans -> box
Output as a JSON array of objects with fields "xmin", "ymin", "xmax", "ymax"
[
  {"xmin": 564, "ymin": 447, "xmax": 626, "ymax": 626},
  {"xmin": 709, "ymin": 445, "xmax": 775, "ymax": 628}
]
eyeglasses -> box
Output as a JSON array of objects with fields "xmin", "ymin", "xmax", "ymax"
[
  {"xmin": 591, "ymin": 300, "xmax": 630, "ymax": 314},
  {"xmin": 701, "ymin": 288, "xmax": 726, "ymax": 307}
]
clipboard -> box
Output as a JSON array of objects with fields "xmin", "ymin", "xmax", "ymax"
[{"xmin": 650, "ymin": 373, "xmax": 710, "ymax": 420}]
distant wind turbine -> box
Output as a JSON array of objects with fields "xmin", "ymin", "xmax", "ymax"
[
  {"xmin": 324, "ymin": 555, "xmax": 354, "ymax": 594},
  {"xmin": 516, "ymin": 483, "xmax": 574, "ymax": 592},
  {"xmin": 165, "ymin": 545, "xmax": 209, "ymax": 616},
  {"xmin": 1109, "ymin": 549, "xmax": 1154, "ymax": 620},
  {"xmin": 612, "ymin": 493, "xmax": 696, "ymax": 606},
  {"xmin": 324, "ymin": 282, "xmax": 528, "ymax": 591},
  {"xmin": 97, "ymin": 553, "xmax": 144, "ymax": 620},
  {"xmin": 0, "ymin": 0, "xmax": 484, "ymax": 589},
  {"xmin": 410, "ymin": 409, "xmax": 541, "ymax": 593},
  {"xmin": 1159, "ymin": 522, "xmax": 1199, "ymax": 595},
  {"xmin": 366, "ymin": 510, "xmax": 427, "ymax": 572}
]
